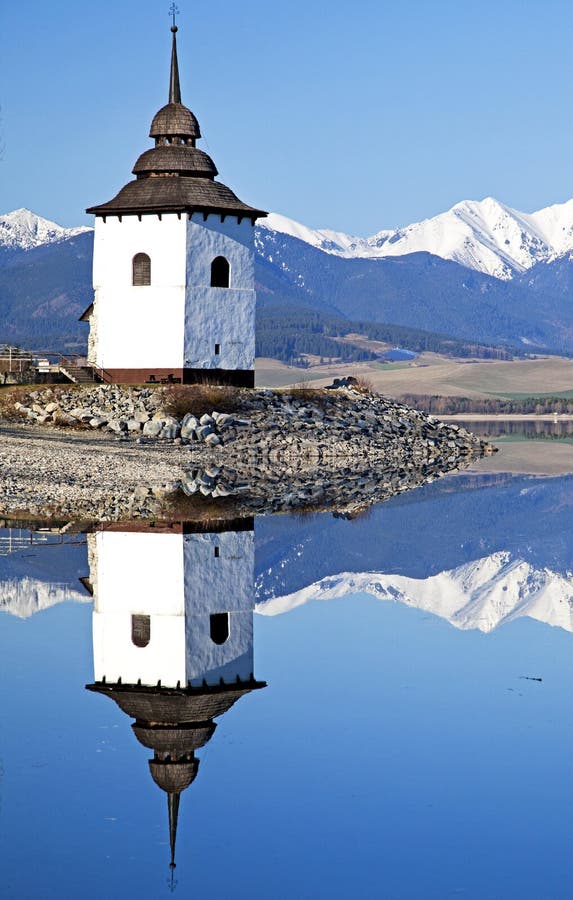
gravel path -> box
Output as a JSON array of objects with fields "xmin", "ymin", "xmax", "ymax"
[{"xmin": 0, "ymin": 424, "xmax": 186, "ymax": 519}]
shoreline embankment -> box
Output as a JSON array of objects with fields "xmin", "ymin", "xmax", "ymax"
[{"xmin": 0, "ymin": 384, "xmax": 494, "ymax": 521}]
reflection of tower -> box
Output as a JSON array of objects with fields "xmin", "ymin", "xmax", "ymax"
[{"xmin": 86, "ymin": 520, "xmax": 265, "ymax": 877}]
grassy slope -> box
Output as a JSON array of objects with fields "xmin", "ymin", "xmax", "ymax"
[{"xmin": 255, "ymin": 354, "xmax": 573, "ymax": 400}]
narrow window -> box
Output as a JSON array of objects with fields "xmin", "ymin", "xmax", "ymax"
[
  {"xmin": 131, "ymin": 614, "xmax": 151, "ymax": 648},
  {"xmin": 215, "ymin": 344, "xmax": 220, "ymax": 356},
  {"xmin": 214, "ymin": 546, "xmax": 220, "ymax": 558},
  {"xmin": 133, "ymin": 253, "xmax": 151, "ymax": 286},
  {"xmin": 210, "ymin": 612, "xmax": 230, "ymax": 645},
  {"xmin": 211, "ymin": 256, "xmax": 230, "ymax": 288}
]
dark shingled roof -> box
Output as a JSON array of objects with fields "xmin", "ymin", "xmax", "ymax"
[
  {"xmin": 86, "ymin": 680, "xmax": 265, "ymax": 723},
  {"xmin": 132, "ymin": 146, "xmax": 218, "ymax": 178},
  {"xmin": 87, "ymin": 176, "xmax": 265, "ymax": 218},
  {"xmin": 133, "ymin": 722, "xmax": 216, "ymax": 754},
  {"xmin": 149, "ymin": 759, "xmax": 199, "ymax": 794},
  {"xmin": 87, "ymin": 673, "xmax": 266, "ymax": 872},
  {"xmin": 150, "ymin": 103, "xmax": 200, "ymax": 139}
]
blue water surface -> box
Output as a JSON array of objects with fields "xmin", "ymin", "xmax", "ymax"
[{"xmin": 1, "ymin": 473, "xmax": 573, "ymax": 899}]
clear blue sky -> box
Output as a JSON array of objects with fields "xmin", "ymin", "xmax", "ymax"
[{"xmin": 2, "ymin": 0, "xmax": 573, "ymax": 234}]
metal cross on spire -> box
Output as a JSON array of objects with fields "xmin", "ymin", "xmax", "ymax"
[{"xmin": 169, "ymin": 3, "xmax": 180, "ymax": 29}]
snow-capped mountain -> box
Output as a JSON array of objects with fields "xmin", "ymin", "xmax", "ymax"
[
  {"xmin": 256, "ymin": 552, "xmax": 573, "ymax": 635},
  {"xmin": 260, "ymin": 213, "xmax": 363, "ymax": 257},
  {"xmin": 0, "ymin": 208, "xmax": 91, "ymax": 253},
  {"xmin": 260, "ymin": 197, "xmax": 573, "ymax": 280}
]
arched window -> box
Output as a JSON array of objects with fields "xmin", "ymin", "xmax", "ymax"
[
  {"xmin": 210, "ymin": 256, "xmax": 230, "ymax": 288},
  {"xmin": 131, "ymin": 614, "xmax": 151, "ymax": 648},
  {"xmin": 210, "ymin": 612, "xmax": 230, "ymax": 645},
  {"xmin": 133, "ymin": 253, "xmax": 151, "ymax": 286}
]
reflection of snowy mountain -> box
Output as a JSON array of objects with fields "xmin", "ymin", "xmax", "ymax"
[
  {"xmin": 257, "ymin": 552, "xmax": 573, "ymax": 634},
  {"xmin": 255, "ymin": 474, "xmax": 573, "ymax": 603},
  {"xmin": 0, "ymin": 578, "xmax": 89, "ymax": 618},
  {"xmin": 0, "ymin": 536, "xmax": 90, "ymax": 618}
]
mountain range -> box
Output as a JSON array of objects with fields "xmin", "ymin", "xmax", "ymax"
[
  {"xmin": 0, "ymin": 208, "xmax": 91, "ymax": 256},
  {"xmin": 255, "ymin": 473, "xmax": 573, "ymax": 597},
  {"xmin": 261, "ymin": 196, "xmax": 573, "ymax": 280},
  {"xmin": 2, "ymin": 202, "xmax": 573, "ymax": 353}
]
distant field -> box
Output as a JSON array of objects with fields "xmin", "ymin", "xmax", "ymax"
[{"xmin": 255, "ymin": 354, "xmax": 573, "ymax": 400}]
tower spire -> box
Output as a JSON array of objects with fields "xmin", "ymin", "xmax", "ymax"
[
  {"xmin": 168, "ymin": 792, "xmax": 181, "ymax": 874},
  {"xmin": 169, "ymin": 5, "xmax": 182, "ymax": 104}
]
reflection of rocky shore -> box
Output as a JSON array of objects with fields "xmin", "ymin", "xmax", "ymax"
[
  {"xmin": 0, "ymin": 449, "xmax": 479, "ymax": 521},
  {"xmin": 170, "ymin": 455, "xmax": 473, "ymax": 517}
]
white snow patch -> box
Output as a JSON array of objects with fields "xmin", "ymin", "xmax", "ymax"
[{"xmin": 0, "ymin": 208, "xmax": 91, "ymax": 252}]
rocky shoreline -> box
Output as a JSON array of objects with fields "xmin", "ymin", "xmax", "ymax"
[{"xmin": 0, "ymin": 384, "xmax": 494, "ymax": 521}]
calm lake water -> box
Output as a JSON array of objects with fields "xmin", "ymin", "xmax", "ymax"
[
  {"xmin": 461, "ymin": 419, "xmax": 573, "ymax": 439},
  {"xmin": 2, "ymin": 431, "xmax": 573, "ymax": 899}
]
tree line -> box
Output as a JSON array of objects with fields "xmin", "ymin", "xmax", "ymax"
[
  {"xmin": 401, "ymin": 394, "xmax": 573, "ymax": 415},
  {"xmin": 256, "ymin": 305, "xmax": 520, "ymax": 367}
]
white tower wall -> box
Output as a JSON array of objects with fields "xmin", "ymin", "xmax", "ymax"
[
  {"xmin": 92, "ymin": 531, "xmax": 186, "ymax": 687},
  {"xmin": 184, "ymin": 215, "xmax": 256, "ymax": 371},
  {"xmin": 92, "ymin": 214, "xmax": 187, "ymax": 371},
  {"xmin": 89, "ymin": 212, "xmax": 256, "ymax": 377},
  {"xmin": 91, "ymin": 528, "xmax": 255, "ymax": 689},
  {"xmin": 183, "ymin": 530, "xmax": 255, "ymax": 685}
]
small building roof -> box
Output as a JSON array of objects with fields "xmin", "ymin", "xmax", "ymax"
[
  {"xmin": 149, "ymin": 758, "xmax": 199, "ymax": 794},
  {"xmin": 79, "ymin": 303, "xmax": 93, "ymax": 322},
  {"xmin": 132, "ymin": 145, "xmax": 217, "ymax": 178},
  {"xmin": 150, "ymin": 103, "xmax": 201, "ymax": 140},
  {"xmin": 88, "ymin": 177, "xmax": 265, "ymax": 219},
  {"xmin": 132, "ymin": 721, "xmax": 216, "ymax": 754}
]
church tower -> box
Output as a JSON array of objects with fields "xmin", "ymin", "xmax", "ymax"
[{"xmin": 85, "ymin": 22, "xmax": 266, "ymax": 386}]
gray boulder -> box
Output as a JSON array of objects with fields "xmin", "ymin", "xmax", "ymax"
[
  {"xmin": 182, "ymin": 413, "xmax": 199, "ymax": 429},
  {"xmin": 53, "ymin": 409, "xmax": 78, "ymax": 426},
  {"xmin": 196, "ymin": 424, "xmax": 215, "ymax": 440},
  {"xmin": 160, "ymin": 423, "xmax": 181, "ymax": 440},
  {"xmin": 143, "ymin": 420, "xmax": 163, "ymax": 438},
  {"xmin": 107, "ymin": 419, "xmax": 128, "ymax": 433}
]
